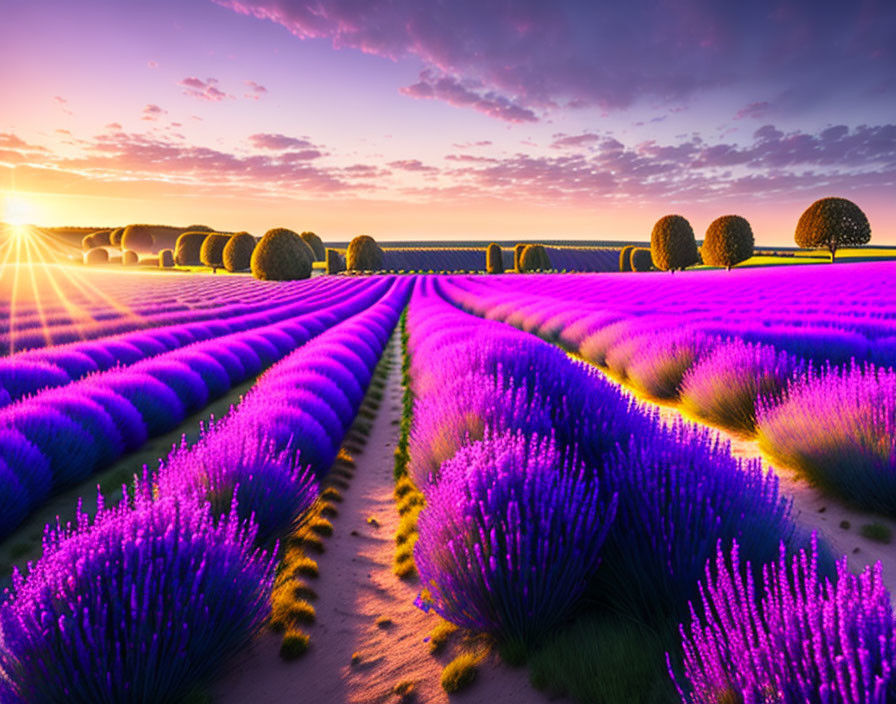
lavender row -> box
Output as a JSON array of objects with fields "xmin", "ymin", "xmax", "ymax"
[
  {"xmin": 0, "ymin": 278, "xmax": 394, "ymax": 539},
  {"xmin": 0, "ymin": 277, "xmax": 361, "ymax": 405},
  {"xmin": 0, "ymin": 280, "xmax": 409, "ymax": 702},
  {"xmin": 406, "ymin": 278, "xmax": 800, "ymax": 651},
  {"xmin": 0, "ymin": 271, "xmax": 322, "ymax": 355},
  {"xmin": 438, "ymin": 272, "xmax": 896, "ymax": 516}
]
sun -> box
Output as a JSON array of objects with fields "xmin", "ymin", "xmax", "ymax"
[{"xmin": 2, "ymin": 193, "xmax": 38, "ymax": 227}]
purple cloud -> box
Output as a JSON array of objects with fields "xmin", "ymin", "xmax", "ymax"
[
  {"xmin": 388, "ymin": 159, "xmax": 437, "ymax": 172},
  {"xmin": 147, "ymin": 60, "xmax": 158, "ymax": 69},
  {"xmin": 216, "ymin": 0, "xmax": 895, "ymax": 121},
  {"xmin": 401, "ymin": 71, "xmax": 537, "ymax": 123},
  {"xmin": 249, "ymin": 133, "xmax": 314, "ymax": 150},
  {"xmin": 551, "ymin": 133, "xmax": 603, "ymax": 149},
  {"xmin": 244, "ymin": 80, "xmax": 268, "ymax": 99},
  {"xmin": 141, "ymin": 104, "xmax": 167, "ymax": 121},
  {"xmin": 735, "ymin": 101, "xmax": 771, "ymax": 120},
  {"xmin": 178, "ymin": 77, "xmax": 232, "ymax": 102}
]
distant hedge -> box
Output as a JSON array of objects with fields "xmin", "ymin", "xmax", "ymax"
[
  {"xmin": 223, "ymin": 232, "xmax": 256, "ymax": 272},
  {"xmin": 513, "ymin": 243, "xmax": 527, "ymax": 272},
  {"xmin": 619, "ymin": 245, "xmax": 635, "ymax": 272},
  {"xmin": 486, "ymin": 243, "xmax": 504, "ymax": 274},
  {"xmin": 109, "ymin": 228, "xmax": 125, "ymax": 247},
  {"xmin": 519, "ymin": 244, "xmax": 551, "ymax": 272},
  {"xmin": 122, "ymin": 249, "xmax": 139, "ymax": 266},
  {"xmin": 651, "ymin": 215, "xmax": 699, "ymax": 272},
  {"xmin": 175, "ymin": 231, "xmax": 208, "ymax": 266},
  {"xmin": 251, "ymin": 228, "xmax": 312, "ymax": 281},
  {"xmin": 200, "ymin": 233, "xmax": 230, "ymax": 272},
  {"xmin": 300, "ymin": 231, "xmax": 325, "ymax": 261},
  {"xmin": 631, "ymin": 247, "xmax": 653, "ymax": 272},
  {"xmin": 346, "ymin": 235, "xmax": 383, "ymax": 271},
  {"xmin": 82, "ymin": 230, "xmax": 111, "ymax": 250},
  {"xmin": 158, "ymin": 249, "xmax": 175, "ymax": 268},
  {"xmin": 326, "ymin": 248, "xmax": 344, "ymax": 275},
  {"xmin": 84, "ymin": 247, "xmax": 109, "ymax": 265}
]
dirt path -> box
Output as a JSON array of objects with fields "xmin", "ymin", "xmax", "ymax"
[
  {"xmin": 599, "ymin": 369, "xmax": 896, "ymax": 597},
  {"xmin": 215, "ymin": 335, "xmax": 554, "ymax": 704}
]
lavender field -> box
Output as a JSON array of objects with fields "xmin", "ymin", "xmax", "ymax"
[{"xmin": 0, "ymin": 258, "xmax": 891, "ymax": 704}]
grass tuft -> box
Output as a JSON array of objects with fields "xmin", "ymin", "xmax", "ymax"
[
  {"xmin": 441, "ymin": 652, "xmax": 478, "ymax": 693},
  {"xmin": 279, "ymin": 628, "xmax": 310, "ymax": 660},
  {"xmin": 392, "ymin": 679, "xmax": 416, "ymax": 701},
  {"xmin": 427, "ymin": 620, "xmax": 459, "ymax": 654},
  {"xmin": 859, "ymin": 522, "xmax": 893, "ymax": 544}
]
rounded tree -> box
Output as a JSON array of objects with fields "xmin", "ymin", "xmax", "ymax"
[
  {"xmin": 795, "ymin": 197, "xmax": 870, "ymax": 262},
  {"xmin": 174, "ymin": 231, "xmax": 208, "ymax": 266},
  {"xmin": 619, "ymin": 245, "xmax": 635, "ymax": 272},
  {"xmin": 650, "ymin": 215, "xmax": 699, "ymax": 272},
  {"xmin": 200, "ymin": 233, "xmax": 230, "ymax": 273},
  {"xmin": 185, "ymin": 224, "xmax": 214, "ymax": 232},
  {"xmin": 300, "ymin": 231, "xmax": 325, "ymax": 261},
  {"xmin": 84, "ymin": 247, "xmax": 109, "ymax": 265},
  {"xmin": 519, "ymin": 244, "xmax": 551, "ymax": 272},
  {"xmin": 346, "ymin": 235, "xmax": 383, "ymax": 272},
  {"xmin": 513, "ymin": 243, "xmax": 527, "ymax": 272},
  {"xmin": 703, "ymin": 215, "xmax": 754, "ymax": 270},
  {"xmin": 325, "ymin": 248, "xmax": 344, "ymax": 275},
  {"xmin": 120, "ymin": 225, "xmax": 155, "ymax": 253},
  {"xmin": 122, "ymin": 249, "xmax": 139, "ymax": 266},
  {"xmin": 158, "ymin": 249, "xmax": 175, "ymax": 268},
  {"xmin": 486, "ymin": 243, "xmax": 504, "ymax": 274},
  {"xmin": 109, "ymin": 227, "xmax": 125, "ymax": 247},
  {"xmin": 631, "ymin": 247, "xmax": 653, "ymax": 272},
  {"xmin": 251, "ymin": 228, "xmax": 312, "ymax": 281},
  {"xmin": 222, "ymin": 232, "xmax": 256, "ymax": 272}
]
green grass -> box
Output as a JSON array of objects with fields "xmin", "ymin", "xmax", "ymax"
[
  {"xmin": 441, "ymin": 652, "xmax": 479, "ymax": 693},
  {"xmin": 527, "ymin": 613, "xmax": 677, "ymax": 704},
  {"xmin": 859, "ymin": 522, "xmax": 893, "ymax": 544}
]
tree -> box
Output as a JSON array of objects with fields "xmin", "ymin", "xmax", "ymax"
[
  {"xmin": 702, "ymin": 215, "xmax": 754, "ymax": 270},
  {"xmin": 109, "ymin": 227, "xmax": 125, "ymax": 247},
  {"xmin": 346, "ymin": 235, "xmax": 383, "ymax": 271},
  {"xmin": 300, "ymin": 231, "xmax": 325, "ymax": 261},
  {"xmin": 222, "ymin": 232, "xmax": 256, "ymax": 272},
  {"xmin": 175, "ymin": 231, "xmax": 209, "ymax": 266},
  {"xmin": 519, "ymin": 244, "xmax": 551, "ymax": 272},
  {"xmin": 122, "ymin": 249, "xmax": 139, "ymax": 266},
  {"xmin": 486, "ymin": 243, "xmax": 504, "ymax": 274},
  {"xmin": 84, "ymin": 247, "xmax": 109, "ymax": 265},
  {"xmin": 619, "ymin": 245, "xmax": 635, "ymax": 272},
  {"xmin": 795, "ymin": 197, "xmax": 870, "ymax": 262},
  {"xmin": 650, "ymin": 215, "xmax": 698, "ymax": 272},
  {"xmin": 120, "ymin": 225, "xmax": 155, "ymax": 253},
  {"xmin": 200, "ymin": 233, "xmax": 230, "ymax": 273},
  {"xmin": 158, "ymin": 249, "xmax": 175, "ymax": 268},
  {"xmin": 251, "ymin": 228, "xmax": 312, "ymax": 281}
]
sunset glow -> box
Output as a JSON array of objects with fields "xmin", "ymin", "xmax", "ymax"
[{"xmin": 1, "ymin": 1, "xmax": 894, "ymax": 243}]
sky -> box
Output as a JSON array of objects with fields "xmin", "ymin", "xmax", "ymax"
[{"xmin": 0, "ymin": 0, "xmax": 894, "ymax": 244}]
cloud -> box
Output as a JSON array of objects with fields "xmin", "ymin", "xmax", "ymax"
[
  {"xmin": 178, "ymin": 76, "xmax": 232, "ymax": 102},
  {"xmin": 141, "ymin": 104, "xmax": 167, "ymax": 121},
  {"xmin": 734, "ymin": 101, "xmax": 771, "ymax": 120},
  {"xmin": 147, "ymin": 60, "xmax": 158, "ymax": 69},
  {"xmin": 244, "ymin": 80, "xmax": 268, "ymax": 99},
  {"xmin": 105, "ymin": 122, "xmax": 123, "ymax": 130},
  {"xmin": 551, "ymin": 133, "xmax": 603, "ymax": 149},
  {"xmin": 53, "ymin": 96, "xmax": 73, "ymax": 115},
  {"xmin": 216, "ymin": 0, "xmax": 895, "ymax": 122},
  {"xmin": 249, "ymin": 133, "xmax": 314, "ymax": 150},
  {"xmin": 400, "ymin": 71, "xmax": 537, "ymax": 123},
  {"xmin": 387, "ymin": 159, "xmax": 437, "ymax": 172}
]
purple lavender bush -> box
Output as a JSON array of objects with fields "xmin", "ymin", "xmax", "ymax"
[
  {"xmin": 593, "ymin": 422, "xmax": 795, "ymax": 625},
  {"xmin": 671, "ymin": 536, "xmax": 896, "ymax": 704},
  {"xmin": 0, "ymin": 487, "xmax": 276, "ymax": 703},
  {"xmin": 157, "ymin": 424, "xmax": 318, "ymax": 545},
  {"xmin": 414, "ymin": 431, "xmax": 617, "ymax": 653},
  {"xmin": 680, "ymin": 339, "xmax": 805, "ymax": 435},
  {"xmin": 756, "ymin": 363, "xmax": 896, "ymax": 516}
]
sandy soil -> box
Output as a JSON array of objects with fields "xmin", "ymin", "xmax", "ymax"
[
  {"xmin": 613, "ymin": 377, "xmax": 896, "ymax": 598},
  {"xmin": 214, "ymin": 337, "xmax": 556, "ymax": 704}
]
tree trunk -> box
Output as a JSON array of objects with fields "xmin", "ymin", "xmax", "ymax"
[{"xmin": 829, "ymin": 244, "xmax": 837, "ymax": 263}]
